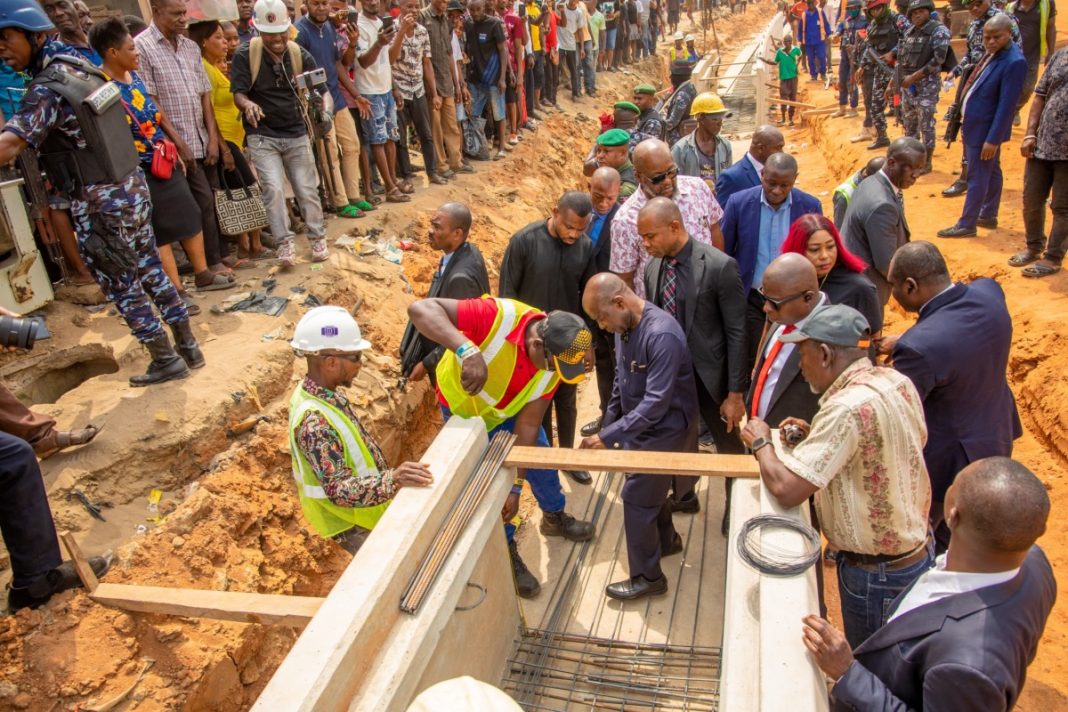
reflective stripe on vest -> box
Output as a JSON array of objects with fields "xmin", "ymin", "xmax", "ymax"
[
  {"xmin": 288, "ymin": 386, "xmax": 389, "ymax": 538},
  {"xmin": 1008, "ymin": 0, "xmax": 1050, "ymax": 57},
  {"xmin": 436, "ymin": 298, "xmax": 560, "ymax": 431},
  {"xmin": 834, "ymin": 175, "xmax": 859, "ymax": 205}
]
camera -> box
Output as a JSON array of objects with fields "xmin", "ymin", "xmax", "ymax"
[
  {"xmin": 0, "ymin": 315, "xmax": 38, "ymax": 349},
  {"xmin": 295, "ymin": 68, "xmax": 327, "ymax": 93}
]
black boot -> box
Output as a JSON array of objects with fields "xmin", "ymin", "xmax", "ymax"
[
  {"xmin": 540, "ymin": 510, "xmax": 595, "ymax": 542},
  {"xmin": 867, "ymin": 130, "xmax": 890, "ymax": 150},
  {"xmin": 129, "ymin": 333, "xmax": 190, "ymax": 387},
  {"xmin": 7, "ymin": 553, "xmax": 113, "ymax": 613},
  {"xmin": 169, "ymin": 320, "xmax": 205, "ymax": 369},
  {"xmin": 508, "ymin": 540, "xmax": 541, "ymax": 598}
]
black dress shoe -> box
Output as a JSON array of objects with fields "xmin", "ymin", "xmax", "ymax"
[
  {"xmin": 606, "ymin": 574, "xmax": 668, "ymax": 600},
  {"xmin": 563, "ymin": 469, "xmax": 593, "ymax": 485},
  {"xmin": 669, "ymin": 492, "xmax": 700, "ymax": 514},
  {"xmin": 663, "ymin": 533, "xmax": 684, "ymax": 557},
  {"xmin": 937, "ymin": 225, "xmax": 977, "ymax": 238},
  {"xmin": 7, "ymin": 554, "xmax": 113, "ymax": 613},
  {"xmin": 580, "ymin": 417, "xmax": 602, "ymax": 437},
  {"xmin": 942, "ymin": 180, "xmax": 967, "ymax": 197},
  {"xmin": 977, "ymin": 218, "xmax": 998, "ymax": 229}
]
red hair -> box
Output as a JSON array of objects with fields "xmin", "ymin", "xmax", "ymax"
[{"xmin": 780, "ymin": 213, "xmax": 868, "ymax": 273}]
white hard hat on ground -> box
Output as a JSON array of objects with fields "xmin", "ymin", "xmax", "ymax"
[
  {"xmin": 290, "ymin": 306, "xmax": 371, "ymax": 353},
  {"xmin": 253, "ymin": 0, "xmax": 291, "ymax": 33},
  {"xmin": 406, "ymin": 677, "xmax": 523, "ymax": 712}
]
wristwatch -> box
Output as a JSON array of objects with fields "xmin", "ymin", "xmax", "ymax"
[{"xmin": 749, "ymin": 436, "xmax": 771, "ymax": 455}]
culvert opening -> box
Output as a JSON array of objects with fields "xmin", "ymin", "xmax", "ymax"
[{"xmin": 21, "ymin": 353, "xmax": 120, "ymax": 405}]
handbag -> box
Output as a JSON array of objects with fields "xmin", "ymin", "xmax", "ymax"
[
  {"xmin": 213, "ymin": 163, "xmax": 269, "ymax": 236},
  {"xmin": 120, "ymin": 100, "xmax": 178, "ymax": 180}
]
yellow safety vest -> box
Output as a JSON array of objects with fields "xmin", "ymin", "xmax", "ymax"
[
  {"xmin": 1008, "ymin": 0, "xmax": 1050, "ymax": 58},
  {"xmin": 288, "ymin": 384, "xmax": 390, "ymax": 538},
  {"xmin": 436, "ymin": 298, "xmax": 559, "ymax": 431},
  {"xmin": 833, "ymin": 174, "xmax": 860, "ymax": 206}
]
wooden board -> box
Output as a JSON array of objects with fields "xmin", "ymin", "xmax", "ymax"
[
  {"xmin": 61, "ymin": 532, "xmax": 98, "ymax": 592},
  {"xmin": 503, "ymin": 446, "xmax": 760, "ymax": 478},
  {"xmin": 89, "ymin": 583, "xmax": 324, "ymax": 627}
]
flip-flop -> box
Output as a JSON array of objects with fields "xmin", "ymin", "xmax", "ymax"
[
  {"xmin": 352, "ymin": 200, "xmax": 376, "ymax": 212},
  {"xmin": 180, "ymin": 291, "xmax": 202, "ymax": 316},
  {"xmin": 1008, "ymin": 251, "xmax": 1040, "ymax": 267},
  {"xmin": 336, "ymin": 204, "xmax": 366, "ymax": 219},
  {"xmin": 362, "ymin": 195, "xmax": 384, "ymax": 206},
  {"xmin": 1022, "ymin": 262, "xmax": 1061, "ymax": 278},
  {"xmin": 35, "ymin": 424, "xmax": 101, "ymax": 460},
  {"xmin": 195, "ymin": 272, "xmax": 237, "ymax": 291},
  {"xmin": 399, "ymin": 181, "xmax": 415, "ymax": 194},
  {"xmin": 385, "ymin": 191, "xmax": 411, "ymax": 203},
  {"xmin": 247, "ymin": 247, "xmax": 277, "ymax": 261}
]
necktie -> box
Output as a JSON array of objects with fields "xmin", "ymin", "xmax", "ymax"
[
  {"xmin": 962, "ymin": 52, "xmax": 993, "ymax": 98},
  {"xmin": 662, "ymin": 258, "xmax": 679, "ymax": 318},
  {"xmin": 434, "ymin": 256, "xmax": 445, "ymax": 280},
  {"xmin": 750, "ymin": 325, "xmax": 796, "ymax": 419}
]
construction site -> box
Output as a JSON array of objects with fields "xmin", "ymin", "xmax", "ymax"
[{"xmin": 0, "ymin": 3, "xmax": 1066, "ymax": 710}]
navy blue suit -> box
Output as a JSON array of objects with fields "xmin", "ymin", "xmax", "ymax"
[
  {"xmin": 714, "ymin": 155, "xmax": 761, "ymax": 210},
  {"xmin": 957, "ymin": 43, "xmax": 1028, "ymax": 229},
  {"xmin": 892, "ymin": 280, "xmax": 1022, "ymax": 502},
  {"xmin": 832, "ymin": 546, "xmax": 1057, "ymax": 712}
]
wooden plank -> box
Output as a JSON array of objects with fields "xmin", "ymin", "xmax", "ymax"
[
  {"xmin": 766, "ymin": 98, "xmax": 818, "ymax": 109},
  {"xmin": 253, "ymin": 417, "xmax": 489, "ymax": 712},
  {"xmin": 502, "ymin": 446, "xmax": 760, "ymax": 478},
  {"xmin": 89, "ymin": 583, "xmax": 324, "ymax": 627},
  {"xmin": 61, "ymin": 532, "xmax": 98, "ymax": 592}
]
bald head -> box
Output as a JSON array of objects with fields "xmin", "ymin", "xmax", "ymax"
[
  {"xmin": 585, "ymin": 272, "xmax": 630, "ymax": 305},
  {"xmin": 438, "ymin": 202, "xmax": 472, "ymax": 237},
  {"xmin": 888, "ymin": 241, "xmax": 950, "ymax": 286},
  {"xmin": 591, "ymin": 166, "xmax": 622, "ymax": 190},
  {"xmin": 763, "ymin": 253, "xmax": 819, "ymax": 293},
  {"xmin": 863, "ymin": 156, "xmax": 886, "ymax": 178},
  {"xmin": 632, "ymin": 139, "xmax": 679, "ymax": 199},
  {"xmin": 984, "ymin": 13, "xmax": 1013, "ymax": 32},
  {"xmin": 764, "ymin": 151, "xmax": 798, "ymax": 176},
  {"xmin": 632, "ymin": 139, "xmax": 673, "ymax": 173},
  {"xmin": 638, "ymin": 196, "xmax": 682, "ymax": 226},
  {"xmin": 751, "ymin": 125, "xmax": 786, "ymax": 163},
  {"xmin": 583, "ymin": 272, "xmax": 644, "ymax": 334},
  {"xmin": 950, "ymin": 458, "xmax": 1050, "ymax": 553}
]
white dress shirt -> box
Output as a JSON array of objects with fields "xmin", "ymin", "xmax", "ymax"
[{"xmin": 889, "ymin": 553, "xmax": 1020, "ymax": 622}]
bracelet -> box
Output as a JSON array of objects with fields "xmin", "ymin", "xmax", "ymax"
[
  {"xmin": 511, "ymin": 484, "xmax": 524, "ymax": 495},
  {"xmin": 1023, "ymin": 135, "xmax": 1037, "ymax": 140},
  {"xmin": 456, "ymin": 340, "xmax": 481, "ymax": 360}
]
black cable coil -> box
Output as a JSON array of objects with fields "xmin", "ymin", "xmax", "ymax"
[{"xmin": 736, "ymin": 514, "xmax": 822, "ymax": 577}]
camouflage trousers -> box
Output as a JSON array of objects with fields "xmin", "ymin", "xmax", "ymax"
[
  {"xmin": 901, "ymin": 76, "xmax": 940, "ymax": 155},
  {"xmin": 868, "ymin": 65, "xmax": 895, "ymax": 133},
  {"xmin": 73, "ymin": 200, "xmax": 188, "ymax": 344}
]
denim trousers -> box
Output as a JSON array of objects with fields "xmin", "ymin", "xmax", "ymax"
[
  {"xmin": 836, "ymin": 546, "xmax": 934, "ymax": 648},
  {"xmin": 246, "ymin": 133, "xmax": 325, "ymax": 245},
  {"xmin": 0, "ymin": 432, "xmax": 62, "ymax": 588},
  {"xmin": 581, "ymin": 41, "xmax": 596, "ymax": 93}
]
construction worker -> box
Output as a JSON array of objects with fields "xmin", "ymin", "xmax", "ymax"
[
  {"xmin": 854, "ymin": 0, "xmax": 904, "ymax": 148},
  {"xmin": 890, "ymin": 0, "xmax": 950, "ymax": 173},
  {"xmin": 407, "ymin": 296, "xmax": 596, "ymax": 598},
  {"xmin": 289, "ymin": 306, "xmax": 433, "ymax": 553},
  {"xmin": 832, "ymin": 155, "xmax": 886, "ymax": 227},
  {"xmin": 671, "ymin": 92, "xmax": 733, "ymax": 192}
]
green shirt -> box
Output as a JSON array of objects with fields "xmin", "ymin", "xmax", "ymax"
[
  {"xmin": 774, "ymin": 46, "xmax": 802, "ymax": 80},
  {"xmin": 589, "ymin": 11, "xmax": 606, "ymax": 50}
]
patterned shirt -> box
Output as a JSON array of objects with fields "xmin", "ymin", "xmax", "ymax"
[
  {"xmin": 609, "ymin": 175, "xmax": 723, "ymax": 299},
  {"xmin": 294, "ymin": 376, "xmax": 397, "ymax": 508},
  {"xmin": 134, "ymin": 23, "xmax": 212, "ymax": 159},
  {"xmin": 3, "ymin": 38, "xmax": 150, "ymax": 215},
  {"xmin": 111, "ymin": 71, "xmax": 162, "ymax": 165},
  {"xmin": 779, "ymin": 358, "xmax": 931, "ymax": 556},
  {"xmin": 393, "ymin": 22, "xmax": 431, "ymax": 100},
  {"xmin": 1033, "ymin": 47, "xmax": 1068, "ymax": 160}
]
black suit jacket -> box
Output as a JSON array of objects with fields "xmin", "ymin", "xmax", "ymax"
[
  {"xmin": 400, "ymin": 242, "xmax": 490, "ymax": 378},
  {"xmin": 832, "ymin": 546, "xmax": 1057, "ymax": 712},
  {"xmin": 589, "ymin": 204, "xmax": 618, "ymax": 275},
  {"xmin": 892, "ymin": 280, "xmax": 1022, "ymax": 501},
  {"xmin": 644, "ymin": 241, "xmax": 749, "ymax": 403},
  {"xmin": 744, "ymin": 301, "xmax": 824, "ymax": 427}
]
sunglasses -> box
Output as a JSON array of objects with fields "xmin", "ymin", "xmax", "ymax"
[
  {"xmin": 645, "ymin": 167, "xmax": 677, "ymax": 186},
  {"xmin": 758, "ymin": 287, "xmax": 810, "ymax": 310}
]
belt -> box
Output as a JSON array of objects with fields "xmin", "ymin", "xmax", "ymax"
[{"xmin": 838, "ymin": 537, "xmax": 930, "ymax": 572}]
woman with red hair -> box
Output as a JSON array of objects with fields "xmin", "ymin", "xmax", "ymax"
[{"xmin": 781, "ymin": 213, "xmax": 882, "ymax": 334}]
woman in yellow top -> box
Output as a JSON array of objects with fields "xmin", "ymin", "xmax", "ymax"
[{"xmin": 190, "ymin": 21, "xmax": 272, "ymax": 261}]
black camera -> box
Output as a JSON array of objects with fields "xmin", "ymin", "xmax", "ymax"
[{"xmin": 0, "ymin": 315, "xmax": 38, "ymax": 350}]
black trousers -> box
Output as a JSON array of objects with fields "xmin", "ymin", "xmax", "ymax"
[
  {"xmin": 679, "ymin": 373, "xmax": 748, "ymax": 506},
  {"xmin": 187, "ymin": 159, "xmax": 229, "ymax": 265},
  {"xmin": 559, "ymin": 49, "xmax": 580, "ymax": 99},
  {"xmin": 594, "ymin": 327, "xmax": 616, "ymax": 415},
  {"xmin": 545, "ymin": 54, "xmax": 559, "ymax": 104},
  {"xmin": 0, "ymin": 432, "xmax": 61, "ymax": 588},
  {"xmin": 745, "ymin": 288, "xmax": 768, "ymax": 374},
  {"xmin": 396, "ymin": 93, "xmax": 437, "ymax": 179},
  {"xmin": 622, "ymin": 473, "xmax": 676, "ymax": 580},
  {"xmin": 542, "ymin": 380, "xmax": 578, "ymax": 449}
]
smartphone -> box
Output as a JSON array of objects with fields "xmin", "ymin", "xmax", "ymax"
[
  {"xmin": 381, "ymin": 15, "xmax": 395, "ymax": 31},
  {"xmin": 348, "ymin": 9, "xmax": 359, "ymax": 22}
]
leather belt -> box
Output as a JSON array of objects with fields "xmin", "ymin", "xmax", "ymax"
[{"xmin": 838, "ymin": 537, "xmax": 931, "ymax": 572}]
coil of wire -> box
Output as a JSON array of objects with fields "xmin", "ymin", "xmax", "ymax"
[{"xmin": 736, "ymin": 514, "xmax": 822, "ymax": 577}]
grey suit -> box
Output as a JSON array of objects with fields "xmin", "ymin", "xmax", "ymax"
[
  {"xmin": 841, "ymin": 171, "xmax": 910, "ymax": 307},
  {"xmin": 833, "ymin": 546, "xmax": 1057, "ymax": 712}
]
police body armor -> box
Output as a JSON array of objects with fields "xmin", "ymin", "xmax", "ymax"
[
  {"xmin": 31, "ymin": 53, "xmax": 139, "ymax": 200},
  {"xmin": 898, "ymin": 19, "xmax": 941, "ymax": 74},
  {"xmin": 866, "ymin": 11, "xmax": 902, "ymax": 55}
]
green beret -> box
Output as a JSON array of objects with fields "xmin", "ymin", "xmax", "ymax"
[
  {"xmin": 597, "ymin": 128, "xmax": 631, "ymax": 146},
  {"xmin": 633, "ymin": 83, "xmax": 657, "ymax": 95},
  {"xmin": 613, "ymin": 100, "xmax": 640, "ymax": 114}
]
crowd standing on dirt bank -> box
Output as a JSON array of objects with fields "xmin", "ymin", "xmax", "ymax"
[{"xmin": 0, "ymin": 0, "xmax": 1063, "ymax": 707}]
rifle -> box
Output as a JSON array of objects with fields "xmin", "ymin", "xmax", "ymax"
[
  {"xmin": 942, "ymin": 63, "xmax": 973, "ymax": 148},
  {"xmin": 16, "ymin": 150, "xmax": 70, "ymax": 283},
  {"xmin": 865, "ymin": 46, "xmax": 902, "ymax": 126}
]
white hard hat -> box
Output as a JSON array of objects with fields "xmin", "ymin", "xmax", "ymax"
[
  {"xmin": 685, "ymin": 33, "xmax": 695, "ymax": 41},
  {"xmin": 406, "ymin": 677, "xmax": 523, "ymax": 712},
  {"xmin": 253, "ymin": 0, "xmax": 291, "ymax": 33},
  {"xmin": 290, "ymin": 306, "xmax": 371, "ymax": 354},
  {"xmin": 673, "ymin": 30, "xmax": 684, "ymax": 40}
]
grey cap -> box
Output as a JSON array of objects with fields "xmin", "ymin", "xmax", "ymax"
[{"xmin": 779, "ymin": 304, "xmax": 871, "ymax": 347}]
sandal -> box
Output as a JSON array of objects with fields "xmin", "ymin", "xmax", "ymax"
[
  {"xmin": 362, "ymin": 195, "xmax": 384, "ymax": 207},
  {"xmin": 385, "ymin": 190, "xmax": 411, "ymax": 203},
  {"xmin": 352, "ymin": 200, "xmax": 376, "ymax": 212},
  {"xmin": 1008, "ymin": 251, "xmax": 1040, "ymax": 267},
  {"xmin": 180, "ymin": 291, "xmax": 202, "ymax": 316},
  {"xmin": 1022, "ymin": 262, "xmax": 1061, "ymax": 278},
  {"xmin": 247, "ymin": 247, "xmax": 276, "ymax": 261},
  {"xmin": 493, "ymin": 150, "xmax": 507, "ymax": 161},
  {"xmin": 195, "ymin": 271, "xmax": 237, "ymax": 292},
  {"xmin": 35, "ymin": 424, "xmax": 100, "ymax": 460},
  {"xmin": 399, "ymin": 180, "xmax": 415, "ymax": 194},
  {"xmin": 336, "ymin": 204, "xmax": 366, "ymax": 219}
]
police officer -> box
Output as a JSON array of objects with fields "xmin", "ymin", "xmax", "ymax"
[
  {"xmin": 832, "ymin": 0, "xmax": 868, "ymax": 119},
  {"xmin": 891, "ymin": 0, "xmax": 950, "ymax": 173},
  {"xmin": 0, "ymin": 1, "xmax": 202, "ymax": 386},
  {"xmin": 942, "ymin": 0, "xmax": 1021, "ymax": 196},
  {"xmin": 856, "ymin": 0, "xmax": 904, "ymax": 149}
]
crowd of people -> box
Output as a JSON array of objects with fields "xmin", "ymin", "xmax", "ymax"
[{"xmin": 0, "ymin": 0, "xmax": 1061, "ymax": 706}]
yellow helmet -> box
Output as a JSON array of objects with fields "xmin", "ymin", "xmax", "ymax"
[{"xmin": 690, "ymin": 92, "xmax": 728, "ymax": 116}]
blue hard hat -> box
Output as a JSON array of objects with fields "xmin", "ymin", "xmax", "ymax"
[{"xmin": 0, "ymin": 0, "xmax": 54, "ymax": 32}]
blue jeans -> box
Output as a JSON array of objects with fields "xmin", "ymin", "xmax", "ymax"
[
  {"xmin": 360, "ymin": 92, "xmax": 400, "ymax": 145},
  {"xmin": 468, "ymin": 81, "xmax": 506, "ymax": 122},
  {"xmin": 836, "ymin": 546, "xmax": 934, "ymax": 648},
  {"xmin": 441, "ymin": 409, "xmax": 565, "ymax": 542},
  {"xmin": 581, "ymin": 40, "xmax": 596, "ymax": 93}
]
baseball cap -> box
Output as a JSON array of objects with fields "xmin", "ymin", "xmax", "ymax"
[
  {"xmin": 542, "ymin": 311, "xmax": 592, "ymax": 384},
  {"xmin": 446, "ymin": 0, "xmax": 464, "ymax": 11},
  {"xmin": 778, "ymin": 305, "xmax": 871, "ymax": 347}
]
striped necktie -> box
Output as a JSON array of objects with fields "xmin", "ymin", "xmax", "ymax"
[{"xmin": 662, "ymin": 258, "xmax": 679, "ymax": 318}]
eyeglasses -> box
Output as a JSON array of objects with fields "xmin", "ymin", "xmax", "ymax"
[
  {"xmin": 757, "ymin": 287, "xmax": 810, "ymax": 310},
  {"xmin": 645, "ymin": 167, "xmax": 677, "ymax": 186},
  {"xmin": 328, "ymin": 352, "xmax": 363, "ymax": 363}
]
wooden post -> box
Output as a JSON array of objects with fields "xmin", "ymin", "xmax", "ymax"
[{"xmin": 61, "ymin": 532, "xmax": 99, "ymax": 593}]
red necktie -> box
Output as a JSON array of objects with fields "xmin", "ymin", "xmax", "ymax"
[{"xmin": 750, "ymin": 325, "xmax": 796, "ymax": 418}]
